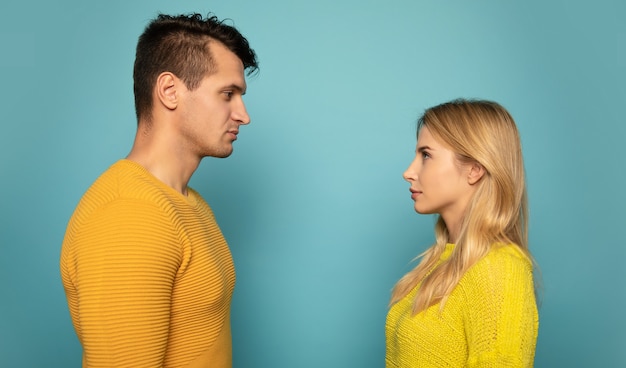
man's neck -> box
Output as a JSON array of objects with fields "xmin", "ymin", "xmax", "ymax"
[{"xmin": 126, "ymin": 124, "xmax": 200, "ymax": 196}]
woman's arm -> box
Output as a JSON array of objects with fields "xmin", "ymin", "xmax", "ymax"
[{"xmin": 462, "ymin": 246, "xmax": 539, "ymax": 368}]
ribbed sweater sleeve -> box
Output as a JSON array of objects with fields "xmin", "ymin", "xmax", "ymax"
[{"xmin": 62, "ymin": 198, "xmax": 182, "ymax": 367}]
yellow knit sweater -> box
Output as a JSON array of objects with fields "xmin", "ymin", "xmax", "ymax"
[
  {"xmin": 386, "ymin": 244, "xmax": 538, "ymax": 367},
  {"xmin": 60, "ymin": 160, "xmax": 236, "ymax": 368}
]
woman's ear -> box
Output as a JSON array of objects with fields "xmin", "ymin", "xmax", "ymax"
[
  {"xmin": 155, "ymin": 72, "xmax": 178, "ymax": 110},
  {"xmin": 467, "ymin": 162, "xmax": 486, "ymax": 185}
]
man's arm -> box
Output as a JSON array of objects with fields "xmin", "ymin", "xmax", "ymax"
[{"xmin": 65, "ymin": 199, "xmax": 182, "ymax": 367}]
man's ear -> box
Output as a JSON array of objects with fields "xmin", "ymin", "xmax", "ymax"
[
  {"xmin": 155, "ymin": 72, "xmax": 179, "ymax": 110},
  {"xmin": 467, "ymin": 162, "xmax": 486, "ymax": 185}
]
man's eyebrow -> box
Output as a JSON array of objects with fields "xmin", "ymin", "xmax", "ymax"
[{"xmin": 223, "ymin": 83, "xmax": 247, "ymax": 95}]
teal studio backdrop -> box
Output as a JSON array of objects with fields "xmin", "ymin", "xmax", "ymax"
[{"xmin": 1, "ymin": 1, "xmax": 624, "ymax": 367}]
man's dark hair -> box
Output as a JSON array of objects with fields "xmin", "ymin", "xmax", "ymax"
[{"xmin": 133, "ymin": 13, "xmax": 258, "ymax": 122}]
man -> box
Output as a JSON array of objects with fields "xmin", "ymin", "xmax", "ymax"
[{"xmin": 60, "ymin": 13, "xmax": 258, "ymax": 367}]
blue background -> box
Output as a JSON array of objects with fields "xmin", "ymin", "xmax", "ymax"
[{"xmin": 1, "ymin": 1, "xmax": 625, "ymax": 367}]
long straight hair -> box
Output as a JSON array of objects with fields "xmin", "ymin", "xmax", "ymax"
[{"xmin": 390, "ymin": 99, "xmax": 532, "ymax": 314}]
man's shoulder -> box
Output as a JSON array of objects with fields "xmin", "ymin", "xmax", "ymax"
[
  {"xmin": 72, "ymin": 160, "xmax": 167, "ymax": 219},
  {"xmin": 73, "ymin": 160, "xmax": 215, "ymax": 226},
  {"xmin": 86, "ymin": 160, "xmax": 166, "ymax": 201}
]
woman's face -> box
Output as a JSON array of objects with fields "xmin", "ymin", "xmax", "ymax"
[{"xmin": 403, "ymin": 126, "xmax": 477, "ymax": 234}]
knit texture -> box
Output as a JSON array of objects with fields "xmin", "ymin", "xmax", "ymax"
[
  {"xmin": 60, "ymin": 160, "xmax": 236, "ymax": 368},
  {"xmin": 386, "ymin": 244, "xmax": 538, "ymax": 367}
]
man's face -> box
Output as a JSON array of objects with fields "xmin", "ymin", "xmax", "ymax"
[{"xmin": 178, "ymin": 41, "xmax": 250, "ymax": 158}]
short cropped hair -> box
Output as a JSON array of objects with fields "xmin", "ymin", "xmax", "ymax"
[{"xmin": 133, "ymin": 13, "xmax": 259, "ymax": 122}]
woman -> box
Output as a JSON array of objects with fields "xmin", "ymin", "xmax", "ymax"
[{"xmin": 386, "ymin": 99, "xmax": 538, "ymax": 367}]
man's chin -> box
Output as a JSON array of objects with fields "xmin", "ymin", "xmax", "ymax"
[{"xmin": 206, "ymin": 149, "xmax": 234, "ymax": 159}]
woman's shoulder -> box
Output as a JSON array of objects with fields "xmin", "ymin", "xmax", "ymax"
[
  {"xmin": 486, "ymin": 243, "xmax": 531, "ymax": 264},
  {"xmin": 468, "ymin": 243, "xmax": 533, "ymax": 280},
  {"xmin": 457, "ymin": 244, "xmax": 536, "ymax": 305}
]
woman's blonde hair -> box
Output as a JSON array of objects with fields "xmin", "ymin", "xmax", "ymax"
[{"xmin": 390, "ymin": 98, "xmax": 533, "ymax": 314}]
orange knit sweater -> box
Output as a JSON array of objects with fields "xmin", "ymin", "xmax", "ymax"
[
  {"xmin": 386, "ymin": 244, "xmax": 538, "ymax": 367},
  {"xmin": 60, "ymin": 160, "xmax": 235, "ymax": 368}
]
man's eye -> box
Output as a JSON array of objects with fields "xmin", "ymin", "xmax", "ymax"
[{"xmin": 223, "ymin": 91, "xmax": 233, "ymax": 98}]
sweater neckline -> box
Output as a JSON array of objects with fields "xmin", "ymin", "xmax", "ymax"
[
  {"xmin": 117, "ymin": 159, "xmax": 198, "ymax": 206},
  {"xmin": 441, "ymin": 243, "xmax": 455, "ymax": 260}
]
